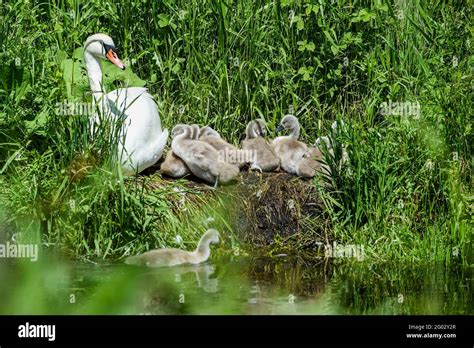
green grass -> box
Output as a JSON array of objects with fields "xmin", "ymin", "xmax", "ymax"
[{"xmin": 0, "ymin": 0, "xmax": 472, "ymax": 265}]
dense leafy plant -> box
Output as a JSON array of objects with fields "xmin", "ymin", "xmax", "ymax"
[{"xmin": 0, "ymin": 0, "xmax": 471, "ymax": 264}]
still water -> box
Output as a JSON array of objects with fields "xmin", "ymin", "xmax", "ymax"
[{"xmin": 1, "ymin": 256, "xmax": 471, "ymax": 315}]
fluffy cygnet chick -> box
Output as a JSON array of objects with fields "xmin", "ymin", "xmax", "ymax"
[
  {"xmin": 317, "ymin": 134, "xmax": 349, "ymax": 166},
  {"xmin": 171, "ymin": 124, "xmax": 239, "ymax": 185},
  {"xmin": 199, "ymin": 126, "xmax": 247, "ymax": 168},
  {"xmin": 125, "ymin": 229, "xmax": 220, "ymax": 267},
  {"xmin": 160, "ymin": 124, "xmax": 200, "ymax": 178},
  {"xmin": 299, "ymin": 136, "xmax": 333, "ymax": 177},
  {"xmin": 313, "ymin": 136, "xmax": 334, "ymax": 159},
  {"xmin": 295, "ymin": 148, "xmax": 329, "ymax": 178},
  {"xmin": 273, "ymin": 114, "xmax": 308, "ymax": 175},
  {"xmin": 241, "ymin": 119, "xmax": 279, "ymax": 172}
]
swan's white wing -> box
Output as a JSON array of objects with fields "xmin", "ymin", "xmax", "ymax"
[{"xmin": 104, "ymin": 87, "xmax": 167, "ymax": 175}]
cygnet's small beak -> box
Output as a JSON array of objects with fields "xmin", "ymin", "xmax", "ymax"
[
  {"xmin": 106, "ymin": 49, "xmax": 126, "ymax": 70},
  {"xmin": 275, "ymin": 125, "xmax": 285, "ymax": 133}
]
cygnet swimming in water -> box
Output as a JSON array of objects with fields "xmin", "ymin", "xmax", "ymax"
[{"xmin": 124, "ymin": 229, "xmax": 220, "ymax": 267}]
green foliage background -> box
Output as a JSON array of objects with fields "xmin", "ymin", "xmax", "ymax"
[{"xmin": 0, "ymin": 0, "xmax": 472, "ymax": 265}]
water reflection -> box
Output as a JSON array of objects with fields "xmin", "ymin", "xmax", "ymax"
[
  {"xmin": 0, "ymin": 256, "xmax": 472, "ymax": 315},
  {"xmin": 143, "ymin": 263, "xmax": 219, "ymax": 294},
  {"xmin": 125, "ymin": 256, "xmax": 472, "ymax": 315}
]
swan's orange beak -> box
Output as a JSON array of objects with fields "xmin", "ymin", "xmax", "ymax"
[{"xmin": 106, "ymin": 49, "xmax": 126, "ymax": 70}]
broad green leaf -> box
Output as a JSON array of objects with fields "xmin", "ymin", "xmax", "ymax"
[
  {"xmin": 297, "ymin": 17, "xmax": 305, "ymax": 30},
  {"xmin": 25, "ymin": 108, "xmax": 49, "ymax": 135},
  {"xmin": 158, "ymin": 14, "xmax": 171, "ymax": 28},
  {"xmin": 351, "ymin": 9, "xmax": 376, "ymax": 23},
  {"xmin": 59, "ymin": 47, "xmax": 146, "ymax": 101}
]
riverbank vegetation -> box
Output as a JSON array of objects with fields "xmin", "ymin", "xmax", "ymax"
[{"xmin": 0, "ymin": 0, "xmax": 472, "ymax": 266}]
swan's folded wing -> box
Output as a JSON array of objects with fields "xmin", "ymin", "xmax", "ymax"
[{"xmin": 177, "ymin": 143, "xmax": 211, "ymax": 173}]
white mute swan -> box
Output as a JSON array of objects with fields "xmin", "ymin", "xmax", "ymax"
[{"xmin": 83, "ymin": 33, "xmax": 168, "ymax": 175}]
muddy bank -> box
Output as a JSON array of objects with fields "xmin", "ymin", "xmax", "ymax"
[
  {"xmin": 143, "ymin": 166, "xmax": 332, "ymax": 252},
  {"xmin": 226, "ymin": 172, "xmax": 331, "ymax": 251}
]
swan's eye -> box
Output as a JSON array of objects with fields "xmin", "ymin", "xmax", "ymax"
[
  {"xmin": 104, "ymin": 45, "xmax": 126, "ymax": 70},
  {"xmin": 103, "ymin": 43, "xmax": 115, "ymax": 55}
]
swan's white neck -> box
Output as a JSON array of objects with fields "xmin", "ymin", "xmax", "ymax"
[{"xmin": 84, "ymin": 50, "xmax": 106, "ymax": 105}]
